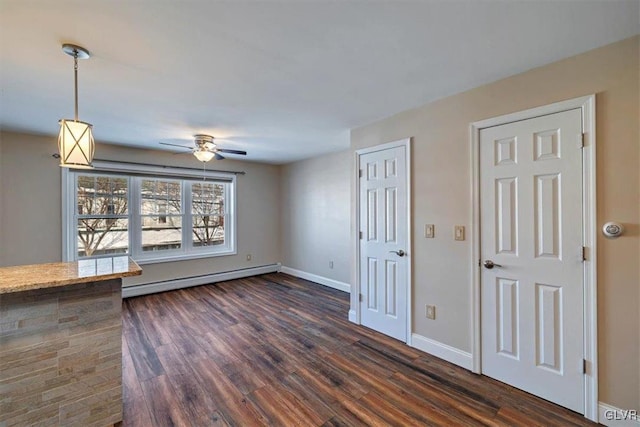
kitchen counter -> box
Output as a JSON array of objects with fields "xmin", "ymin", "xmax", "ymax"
[
  {"xmin": 0, "ymin": 256, "xmax": 141, "ymax": 294},
  {"xmin": 0, "ymin": 256, "xmax": 142, "ymax": 426}
]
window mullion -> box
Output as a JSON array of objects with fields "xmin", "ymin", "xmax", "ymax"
[
  {"xmin": 66, "ymin": 170, "xmax": 77, "ymax": 262},
  {"xmin": 184, "ymin": 180, "xmax": 192, "ymax": 254},
  {"xmin": 227, "ymin": 179, "xmax": 235, "ymax": 251},
  {"xmin": 72, "ymin": 172, "xmax": 79, "ymax": 260},
  {"xmin": 130, "ymin": 177, "xmax": 141, "ymax": 259}
]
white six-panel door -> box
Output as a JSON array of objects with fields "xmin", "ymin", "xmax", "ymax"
[
  {"xmin": 359, "ymin": 145, "xmax": 408, "ymax": 341},
  {"xmin": 480, "ymin": 108, "xmax": 584, "ymax": 412}
]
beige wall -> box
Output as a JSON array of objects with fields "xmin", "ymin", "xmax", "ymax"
[
  {"xmin": 280, "ymin": 150, "xmax": 351, "ymax": 284},
  {"xmin": 1, "ymin": 132, "xmax": 62, "ymax": 265},
  {"xmin": 351, "ymin": 36, "xmax": 639, "ymax": 410},
  {"xmin": 0, "ymin": 131, "xmax": 282, "ymax": 286}
]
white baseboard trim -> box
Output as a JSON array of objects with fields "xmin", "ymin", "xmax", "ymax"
[
  {"xmin": 348, "ymin": 309, "xmax": 357, "ymax": 323},
  {"xmin": 122, "ymin": 264, "xmax": 281, "ymax": 298},
  {"xmin": 280, "ymin": 266, "xmax": 351, "ymax": 293},
  {"xmin": 410, "ymin": 333, "xmax": 473, "ymax": 370},
  {"xmin": 599, "ymin": 402, "xmax": 640, "ymax": 426}
]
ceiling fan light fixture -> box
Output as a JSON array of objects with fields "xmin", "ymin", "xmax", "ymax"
[
  {"xmin": 194, "ymin": 134, "xmax": 215, "ymax": 145},
  {"xmin": 158, "ymin": 134, "xmax": 246, "ymax": 161},
  {"xmin": 58, "ymin": 44, "xmax": 95, "ymax": 169},
  {"xmin": 193, "ymin": 149, "xmax": 215, "ymax": 162}
]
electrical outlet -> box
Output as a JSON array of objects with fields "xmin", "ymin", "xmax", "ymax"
[
  {"xmin": 426, "ymin": 305, "xmax": 436, "ymax": 320},
  {"xmin": 454, "ymin": 225, "xmax": 465, "ymax": 241},
  {"xmin": 246, "ymin": 254, "xmax": 252, "ymax": 261},
  {"xmin": 329, "ymin": 261, "xmax": 334, "ymax": 269},
  {"xmin": 424, "ymin": 224, "xmax": 435, "ymax": 238}
]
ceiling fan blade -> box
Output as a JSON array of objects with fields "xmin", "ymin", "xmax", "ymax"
[
  {"xmin": 214, "ymin": 153, "xmax": 225, "ymax": 160},
  {"xmin": 216, "ymin": 148, "xmax": 247, "ymax": 155},
  {"xmin": 160, "ymin": 142, "xmax": 192, "ymax": 150}
]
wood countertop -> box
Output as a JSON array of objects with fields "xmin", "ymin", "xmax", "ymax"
[{"xmin": 0, "ymin": 256, "xmax": 142, "ymax": 294}]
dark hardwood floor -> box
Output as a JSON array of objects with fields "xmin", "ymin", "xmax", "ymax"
[{"xmin": 121, "ymin": 273, "xmax": 596, "ymax": 426}]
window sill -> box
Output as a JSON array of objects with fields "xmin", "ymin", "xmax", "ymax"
[{"xmin": 134, "ymin": 249, "xmax": 237, "ymax": 265}]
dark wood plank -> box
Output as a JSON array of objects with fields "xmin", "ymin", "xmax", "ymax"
[
  {"xmin": 122, "ymin": 272, "xmax": 597, "ymax": 427},
  {"xmin": 122, "ymin": 300, "xmax": 165, "ymax": 381},
  {"xmin": 138, "ymin": 375, "xmax": 193, "ymax": 427},
  {"xmin": 121, "ymin": 338, "xmax": 153, "ymax": 427},
  {"xmin": 155, "ymin": 342, "xmax": 225, "ymax": 425}
]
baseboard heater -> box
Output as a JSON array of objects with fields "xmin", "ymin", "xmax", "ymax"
[{"xmin": 122, "ymin": 263, "xmax": 281, "ymax": 298}]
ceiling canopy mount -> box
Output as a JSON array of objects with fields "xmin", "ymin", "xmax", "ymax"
[{"xmin": 61, "ymin": 44, "xmax": 90, "ymax": 59}]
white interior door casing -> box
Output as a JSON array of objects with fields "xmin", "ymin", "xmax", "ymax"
[
  {"xmin": 358, "ymin": 145, "xmax": 408, "ymax": 341},
  {"xmin": 480, "ymin": 108, "xmax": 584, "ymax": 413}
]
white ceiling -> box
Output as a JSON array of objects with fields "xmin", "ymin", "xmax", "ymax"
[{"xmin": 1, "ymin": 1, "xmax": 638, "ymax": 164}]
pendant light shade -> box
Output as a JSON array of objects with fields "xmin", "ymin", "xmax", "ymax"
[
  {"xmin": 193, "ymin": 149, "xmax": 215, "ymax": 162},
  {"xmin": 58, "ymin": 44, "xmax": 95, "ymax": 168},
  {"xmin": 58, "ymin": 119, "xmax": 95, "ymax": 169}
]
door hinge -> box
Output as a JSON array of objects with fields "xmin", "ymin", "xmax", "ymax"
[
  {"xmin": 581, "ymin": 246, "xmax": 587, "ymax": 262},
  {"xmin": 578, "ymin": 133, "xmax": 585, "ymax": 149},
  {"xmin": 359, "ymin": 169, "xmax": 363, "ymax": 178},
  {"xmin": 359, "ymin": 293, "xmax": 363, "ymax": 302},
  {"xmin": 583, "ymin": 359, "xmax": 587, "ymax": 374},
  {"xmin": 359, "ymin": 231, "xmax": 363, "ymax": 239}
]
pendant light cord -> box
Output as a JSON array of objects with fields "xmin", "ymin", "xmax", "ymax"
[{"xmin": 73, "ymin": 51, "xmax": 79, "ymax": 121}]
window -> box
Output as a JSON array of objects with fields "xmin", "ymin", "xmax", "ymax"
[
  {"xmin": 140, "ymin": 179, "xmax": 182, "ymax": 252},
  {"xmin": 192, "ymin": 182, "xmax": 226, "ymax": 248},
  {"xmin": 63, "ymin": 162, "xmax": 236, "ymax": 264},
  {"xmin": 76, "ymin": 175, "xmax": 129, "ymax": 257}
]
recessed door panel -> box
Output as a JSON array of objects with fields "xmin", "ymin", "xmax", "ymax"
[
  {"xmin": 495, "ymin": 177, "xmax": 518, "ymax": 255},
  {"xmin": 367, "ymin": 258, "xmax": 377, "ymax": 310},
  {"xmin": 535, "ymin": 174, "xmax": 561, "ymax": 259},
  {"xmin": 367, "ymin": 190, "xmax": 377, "ymax": 241},
  {"xmin": 534, "ymin": 129, "xmax": 561, "ymax": 161},
  {"xmin": 385, "ymin": 260, "xmax": 397, "ymax": 316},
  {"xmin": 536, "ymin": 283, "xmax": 563, "ymax": 373},
  {"xmin": 385, "ymin": 159, "xmax": 397, "ymax": 178},
  {"xmin": 385, "ymin": 188, "xmax": 397, "ymax": 243},
  {"xmin": 496, "ymin": 278, "xmax": 519, "ymax": 358},
  {"xmin": 367, "ymin": 162, "xmax": 377, "ymax": 180},
  {"xmin": 495, "ymin": 137, "xmax": 517, "ymax": 165}
]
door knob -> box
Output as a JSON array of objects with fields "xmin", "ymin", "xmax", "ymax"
[
  {"xmin": 389, "ymin": 250, "xmax": 406, "ymax": 257},
  {"xmin": 483, "ymin": 260, "xmax": 502, "ymax": 269}
]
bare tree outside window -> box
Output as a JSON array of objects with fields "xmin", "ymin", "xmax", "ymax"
[
  {"xmin": 77, "ymin": 175, "xmax": 128, "ymax": 257},
  {"xmin": 192, "ymin": 182, "xmax": 225, "ymax": 246},
  {"xmin": 140, "ymin": 179, "xmax": 182, "ymax": 252}
]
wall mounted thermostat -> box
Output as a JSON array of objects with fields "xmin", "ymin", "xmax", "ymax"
[{"xmin": 602, "ymin": 222, "xmax": 624, "ymax": 238}]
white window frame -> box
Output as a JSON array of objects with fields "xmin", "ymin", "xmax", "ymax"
[
  {"xmin": 62, "ymin": 160, "xmax": 237, "ymax": 264},
  {"xmin": 133, "ymin": 176, "xmax": 185, "ymax": 262}
]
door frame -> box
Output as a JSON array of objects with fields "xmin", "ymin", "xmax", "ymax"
[
  {"xmin": 352, "ymin": 138, "xmax": 412, "ymax": 345},
  {"xmin": 469, "ymin": 95, "xmax": 597, "ymax": 421}
]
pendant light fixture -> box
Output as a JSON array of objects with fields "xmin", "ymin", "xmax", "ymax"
[{"xmin": 58, "ymin": 44, "xmax": 95, "ymax": 169}]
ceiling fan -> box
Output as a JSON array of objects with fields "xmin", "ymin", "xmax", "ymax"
[{"xmin": 160, "ymin": 134, "xmax": 247, "ymax": 162}]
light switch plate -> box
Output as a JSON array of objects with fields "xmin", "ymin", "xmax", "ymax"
[
  {"xmin": 424, "ymin": 224, "xmax": 435, "ymax": 238},
  {"xmin": 454, "ymin": 225, "xmax": 465, "ymax": 241},
  {"xmin": 426, "ymin": 305, "xmax": 436, "ymax": 320}
]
